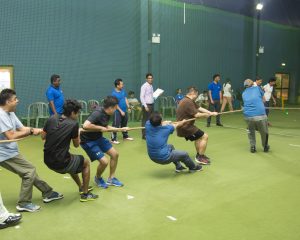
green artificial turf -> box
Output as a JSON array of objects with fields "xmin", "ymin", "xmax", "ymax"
[{"xmin": 0, "ymin": 109, "xmax": 299, "ymax": 240}]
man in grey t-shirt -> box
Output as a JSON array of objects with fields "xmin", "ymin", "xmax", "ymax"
[{"xmin": 0, "ymin": 89, "xmax": 63, "ymax": 212}]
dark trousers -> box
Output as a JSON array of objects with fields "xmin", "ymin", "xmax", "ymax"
[
  {"xmin": 141, "ymin": 104, "xmax": 154, "ymax": 138},
  {"xmin": 207, "ymin": 100, "xmax": 221, "ymax": 124},
  {"xmin": 112, "ymin": 111, "xmax": 129, "ymax": 140},
  {"xmin": 264, "ymin": 101, "xmax": 270, "ymax": 116}
]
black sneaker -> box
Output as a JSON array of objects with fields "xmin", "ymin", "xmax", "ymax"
[
  {"xmin": 0, "ymin": 214, "xmax": 22, "ymax": 229},
  {"xmin": 79, "ymin": 185, "xmax": 94, "ymax": 194},
  {"xmin": 43, "ymin": 191, "xmax": 64, "ymax": 203},
  {"xmin": 250, "ymin": 146, "xmax": 256, "ymax": 153},
  {"xmin": 175, "ymin": 165, "xmax": 187, "ymax": 173},
  {"xmin": 189, "ymin": 165, "xmax": 202, "ymax": 172},
  {"xmin": 264, "ymin": 145, "xmax": 270, "ymax": 152},
  {"xmin": 80, "ymin": 192, "xmax": 99, "ymax": 202},
  {"xmin": 216, "ymin": 123, "xmax": 223, "ymax": 127}
]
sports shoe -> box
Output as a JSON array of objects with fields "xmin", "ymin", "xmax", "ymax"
[
  {"xmin": 250, "ymin": 146, "xmax": 256, "ymax": 153},
  {"xmin": 16, "ymin": 203, "xmax": 41, "ymax": 212},
  {"xmin": 197, "ymin": 153, "xmax": 210, "ymax": 160},
  {"xmin": 80, "ymin": 192, "xmax": 99, "ymax": 202},
  {"xmin": 264, "ymin": 145, "xmax": 270, "ymax": 153},
  {"xmin": 79, "ymin": 185, "xmax": 94, "ymax": 194},
  {"xmin": 123, "ymin": 137, "xmax": 134, "ymax": 141},
  {"xmin": 216, "ymin": 123, "xmax": 223, "ymax": 127},
  {"xmin": 0, "ymin": 213, "xmax": 22, "ymax": 229},
  {"xmin": 175, "ymin": 165, "xmax": 187, "ymax": 173},
  {"xmin": 111, "ymin": 140, "xmax": 120, "ymax": 144},
  {"xmin": 94, "ymin": 176, "xmax": 109, "ymax": 189},
  {"xmin": 43, "ymin": 191, "xmax": 64, "ymax": 203},
  {"xmin": 195, "ymin": 155, "xmax": 210, "ymax": 165},
  {"xmin": 107, "ymin": 177, "xmax": 124, "ymax": 187},
  {"xmin": 189, "ymin": 165, "xmax": 203, "ymax": 172}
]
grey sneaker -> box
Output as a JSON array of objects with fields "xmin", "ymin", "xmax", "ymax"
[
  {"xmin": 16, "ymin": 203, "xmax": 41, "ymax": 212},
  {"xmin": 43, "ymin": 191, "xmax": 64, "ymax": 203}
]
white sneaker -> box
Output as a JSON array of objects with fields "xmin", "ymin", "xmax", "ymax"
[
  {"xmin": 124, "ymin": 137, "xmax": 134, "ymax": 141},
  {"xmin": 111, "ymin": 140, "xmax": 120, "ymax": 144}
]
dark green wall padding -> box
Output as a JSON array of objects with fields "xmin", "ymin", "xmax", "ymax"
[{"xmin": 0, "ymin": 0, "xmax": 299, "ymax": 115}]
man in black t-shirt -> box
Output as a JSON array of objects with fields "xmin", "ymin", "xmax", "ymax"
[
  {"xmin": 80, "ymin": 96, "xmax": 127, "ymax": 188},
  {"xmin": 42, "ymin": 100, "xmax": 98, "ymax": 202}
]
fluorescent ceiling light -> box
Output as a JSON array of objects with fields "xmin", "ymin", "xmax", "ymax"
[{"xmin": 256, "ymin": 3, "xmax": 263, "ymax": 10}]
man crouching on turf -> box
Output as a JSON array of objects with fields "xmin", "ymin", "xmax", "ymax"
[
  {"xmin": 146, "ymin": 111, "xmax": 202, "ymax": 173},
  {"xmin": 42, "ymin": 99, "xmax": 98, "ymax": 202}
]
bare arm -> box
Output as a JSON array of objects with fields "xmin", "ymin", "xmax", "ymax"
[
  {"xmin": 4, "ymin": 127, "xmax": 42, "ymax": 140},
  {"xmin": 49, "ymin": 101, "xmax": 57, "ymax": 115},
  {"xmin": 83, "ymin": 120, "xmax": 127, "ymax": 132},
  {"xmin": 208, "ymin": 90, "xmax": 214, "ymax": 103}
]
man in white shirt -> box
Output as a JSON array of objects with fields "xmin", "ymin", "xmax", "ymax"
[
  {"xmin": 263, "ymin": 78, "xmax": 277, "ymax": 117},
  {"xmin": 140, "ymin": 73, "xmax": 154, "ymax": 139}
]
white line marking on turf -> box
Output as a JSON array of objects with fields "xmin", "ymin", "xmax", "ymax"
[
  {"xmin": 289, "ymin": 144, "xmax": 300, "ymax": 147},
  {"xmin": 167, "ymin": 216, "xmax": 177, "ymax": 221},
  {"xmin": 127, "ymin": 195, "xmax": 134, "ymax": 200},
  {"xmin": 63, "ymin": 176, "xmax": 71, "ymax": 179}
]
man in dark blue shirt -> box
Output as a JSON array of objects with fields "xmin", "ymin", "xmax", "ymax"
[
  {"xmin": 207, "ymin": 74, "xmax": 223, "ymax": 127},
  {"xmin": 111, "ymin": 79, "xmax": 133, "ymax": 144},
  {"xmin": 45, "ymin": 74, "xmax": 64, "ymax": 116},
  {"xmin": 242, "ymin": 79, "xmax": 269, "ymax": 153},
  {"xmin": 146, "ymin": 112, "xmax": 202, "ymax": 173}
]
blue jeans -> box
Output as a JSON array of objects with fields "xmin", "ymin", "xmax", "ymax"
[{"xmin": 151, "ymin": 145, "xmax": 196, "ymax": 169}]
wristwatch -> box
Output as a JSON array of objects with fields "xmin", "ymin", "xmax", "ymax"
[{"xmin": 29, "ymin": 128, "xmax": 34, "ymax": 135}]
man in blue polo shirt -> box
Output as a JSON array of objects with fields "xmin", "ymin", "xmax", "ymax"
[
  {"xmin": 242, "ymin": 79, "xmax": 269, "ymax": 153},
  {"xmin": 207, "ymin": 74, "xmax": 223, "ymax": 127},
  {"xmin": 45, "ymin": 74, "xmax": 64, "ymax": 116},
  {"xmin": 146, "ymin": 112, "xmax": 202, "ymax": 173},
  {"xmin": 111, "ymin": 78, "xmax": 133, "ymax": 144}
]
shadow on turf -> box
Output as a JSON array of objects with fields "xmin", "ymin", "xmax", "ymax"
[{"xmin": 147, "ymin": 168, "xmax": 197, "ymax": 179}]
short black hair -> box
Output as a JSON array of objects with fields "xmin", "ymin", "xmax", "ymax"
[
  {"xmin": 146, "ymin": 73, "xmax": 153, "ymax": 79},
  {"xmin": 103, "ymin": 96, "xmax": 119, "ymax": 109},
  {"xmin": 50, "ymin": 74, "xmax": 60, "ymax": 84},
  {"xmin": 114, "ymin": 78, "xmax": 123, "ymax": 87},
  {"xmin": 269, "ymin": 77, "xmax": 276, "ymax": 83},
  {"xmin": 187, "ymin": 86, "xmax": 199, "ymax": 95},
  {"xmin": 213, "ymin": 74, "xmax": 220, "ymax": 80},
  {"xmin": 256, "ymin": 76, "xmax": 262, "ymax": 81},
  {"xmin": 149, "ymin": 111, "xmax": 162, "ymax": 127},
  {"xmin": 128, "ymin": 90, "xmax": 134, "ymax": 95},
  {"xmin": 0, "ymin": 89, "xmax": 16, "ymax": 106},
  {"xmin": 63, "ymin": 99, "xmax": 82, "ymax": 117}
]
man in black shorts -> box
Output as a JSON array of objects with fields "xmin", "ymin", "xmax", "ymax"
[
  {"xmin": 176, "ymin": 87, "xmax": 218, "ymax": 165},
  {"xmin": 80, "ymin": 96, "xmax": 127, "ymax": 189},
  {"xmin": 42, "ymin": 99, "xmax": 98, "ymax": 202}
]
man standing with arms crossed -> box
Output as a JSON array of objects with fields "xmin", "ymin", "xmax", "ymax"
[
  {"xmin": 140, "ymin": 73, "xmax": 154, "ymax": 139},
  {"xmin": 111, "ymin": 79, "xmax": 133, "ymax": 144}
]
